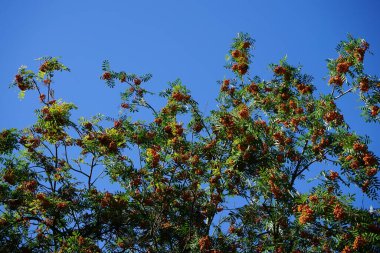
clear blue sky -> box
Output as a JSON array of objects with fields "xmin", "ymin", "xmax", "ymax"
[{"xmin": 1, "ymin": 1, "xmax": 379, "ymax": 207}]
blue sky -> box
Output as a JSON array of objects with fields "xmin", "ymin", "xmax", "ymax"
[{"xmin": 1, "ymin": 1, "xmax": 379, "ymax": 208}]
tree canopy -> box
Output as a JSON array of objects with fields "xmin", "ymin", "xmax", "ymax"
[{"xmin": 0, "ymin": 33, "xmax": 379, "ymax": 253}]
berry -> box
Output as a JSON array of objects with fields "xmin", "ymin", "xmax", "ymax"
[
  {"xmin": 308, "ymin": 195, "xmax": 318, "ymax": 203},
  {"xmin": 248, "ymin": 83, "xmax": 259, "ymax": 94},
  {"xmin": 17, "ymin": 82, "xmax": 29, "ymax": 91},
  {"xmin": 15, "ymin": 74, "xmax": 23, "ymax": 83},
  {"xmin": 121, "ymin": 103, "xmax": 129, "ymax": 109},
  {"xmin": 231, "ymin": 50, "xmax": 241, "ymax": 58},
  {"xmin": 133, "ymin": 78, "xmax": 141, "ymax": 85},
  {"xmin": 193, "ymin": 168, "xmax": 203, "ymax": 175},
  {"xmin": 238, "ymin": 105, "xmax": 250, "ymax": 119},
  {"xmin": 329, "ymin": 171, "xmax": 339, "ymax": 180},
  {"xmin": 154, "ymin": 117, "xmax": 162, "ymax": 125},
  {"xmin": 114, "ymin": 120, "xmax": 122, "ymax": 128},
  {"xmin": 102, "ymin": 72, "xmax": 112, "ymax": 80},
  {"xmin": 359, "ymin": 78, "xmax": 369, "ymax": 92},
  {"xmin": 274, "ymin": 66, "xmax": 286, "ymax": 75},
  {"xmin": 39, "ymin": 62, "xmax": 49, "ymax": 72},
  {"xmin": 56, "ymin": 202, "xmax": 68, "ymax": 209},
  {"xmin": 193, "ymin": 122, "xmax": 203, "ymax": 133},
  {"xmin": 336, "ymin": 62, "xmax": 350, "ymax": 73},
  {"xmin": 39, "ymin": 94, "xmax": 46, "ymax": 102},
  {"xmin": 353, "ymin": 235, "xmax": 365, "ymax": 250},
  {"xmin": 354, "ymin": 47, "xmax": 365, "ymax": 62},
  {"xmin": 242, "ymin": 41, "xmax": 251, "ymax": 49},
  {"xmin": 298, "ymin": 204, "xmax": 314, "ymax": 224},
  {"xmin": 237, "ymin": 63, "xmax": 248, "ymax": 75},
  {"xmin": 328, "ymin": 76, "xmax": 343, "ymax": 86},
  {"xmin": 333, "ymin": 204, "xmax": 344, "ymax": 220},
  {"xmin": 370, "ymin": 105, "xmax": 379, "ymax": 117},
  {"xmin": 3, "ymin": 170, "xmax": 16, "ymax": 185},
  {"xmin": 366, "ymin": 167, "xmax": 377, "ymax": 177}
]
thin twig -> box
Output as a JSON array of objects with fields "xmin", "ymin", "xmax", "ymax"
[{"xmin": 334, "ymin": 87, "xmax": 354, "ymax": 100}]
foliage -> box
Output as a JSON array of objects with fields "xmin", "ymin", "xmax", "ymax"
[{"xmin": 1, "ymin": 34, "xmax": 379, "ymax": 253}]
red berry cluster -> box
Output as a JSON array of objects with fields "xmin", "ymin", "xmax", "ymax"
[
  {"xmin": 329, "ymin": 171, "xmax": 339, "ymax": 181},
  {"xmin": 15, "ymin": 74, "xmax": 32, "ymax": 91},
  {"xmin": 274, "ymin": 66, "xmax": 287, "ymax": 75},
  {"xmin": 102, "ymin": 71, "xmax": 112, "ymax": 80},
  {"xmin": 220, "ymin": 79, "xmax": 230, "ymax": 92},
  {"xmin": 247, "ymin": 82, "xmax": 259, "ymax": 95},
  {"xmin": 98, "ymin": 133, "xmax": 118, "ymax": 153},
  {"xmin": 192, "ymin": 122, "xmax": 203, "ymax": 133},
  {"xmin": 296, "ymin": 84, "xmax": 312, "ymax": 94},
  {"xmin": 147, "ymin": 147, "xmax": 161, "ymax": 168},
  {"xmin": 238, "ymin": 104, "xmax": 250, "ymax": 119},
  {"xmin": 370, "ymin": 105, "xmax": 379, "ymax": 116},
  {"xmin": 21, "ymin": 180, "xmax": 38, "ymax": 193},
  {"xmin": 230, "ymin": 40, "xmax": 251, "ymax": 76},
  {"xmin": 133, "ymin": 78, "xmax": 141, "ymax": 85},
  {"xmin": 359, "ymin": 78, "xmax": 369, "ymax": 92},
  {"xmin": 172, "ymin": 91, "xmax": 191, "ymax": 102}
]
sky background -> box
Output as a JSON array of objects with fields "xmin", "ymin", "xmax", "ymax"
[{"xmin": 1, "ymin": 1, "xmax": 379, "ymax": 209}]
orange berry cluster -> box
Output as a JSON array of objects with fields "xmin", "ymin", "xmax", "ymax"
[
  {"xmin": 21, "ymin": 180, "xmax": 38, "ymax": 193},
  {"xmin": 198, "ymin": 236, "xmax": 211, "ymax": 252},
  {"xmin": 328, "ymin": 76, "xmax": 344, "ymax": 86},
  {"xmin": 308, "ymin": 195, "xmax": 318, "ymax": 203},
  {"xmin": 353, "ymin": 41, "xmax": 369, "ymax": 62},
  {"xmin": 100, "ymin": 192, "xmax": 113, "ymax": 208},
  {"xmin": 269, "ymin": 175, "xmax": 283, "ymax": 199},
  {"xmin": 350, "ymin": 141, "xmax": 378, "ymax": 169},
  {"xmin": 298, "ymin": 204, "xmax": 314, "ymax": 224},
  {"xmin": 333, "ymin": 204, "xmax": 345, "ymax": 220},
  {"xmin": 352, "ymin": 235, "xmax": 365, "ymax": 250},
  {"xmin": 324, "ymin": 111, "xmax": 343, "ymax": 125},
  {"xmin": 336, "ymin": 62, "xmax": 351, "ymax": 73}
]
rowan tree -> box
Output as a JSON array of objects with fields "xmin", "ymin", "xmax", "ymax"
[{"xmin": 0, "ymin": 33, "xmax": 379, "ymax": 253}]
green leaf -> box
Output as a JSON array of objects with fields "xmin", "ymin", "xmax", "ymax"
[
  {"xmin": 38, "ymin": 71, "xmax": 45, "ymax": 79},
  {"xmin": 18, "ymin": 90, "xmax": 25, "ymax": 100}
]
